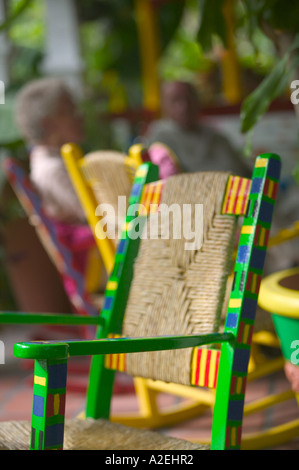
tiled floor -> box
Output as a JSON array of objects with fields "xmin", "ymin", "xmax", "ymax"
[{"xmin": 1, "ymin": 324, "xmax": 299, "ymax": 450}]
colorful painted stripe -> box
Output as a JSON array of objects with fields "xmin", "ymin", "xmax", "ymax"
[
  {"xmin": 31, "ymin": 359, "xmax": 67, "ymax": 450},
  {"xmin": 104, "ymin": 351, "xmax": 126, "ymax": 372},
  {"xmin": 212, "ymin": 154, "xmax": 281, "ymax": 449},
  {"xmin": 253, "ymin": 225, "xmax": 270, "ymax": 247},
  {"xmin": 222, "ymin": 176, "xmax": 251, "ymax": 215},
  {"xmin": 245, "ymin": 271, "xmax": 262, "ymax": 295},
  {"xmin": 191, "ymin": 347, "xmax": 220, "ymax": 388},
  {"xmin": 104, "ymin": 334, "xmax": 127, "ymax": 372},
  {"xmin": 225, "ymin": 424, "xmax": 242, "ymax": 448},
  {"xmin": 230, "ymin": 374, "xmax": 247, "ymax": 395},
  {"xmin": 140, "ymin": 180, "xmax": 164, "ymax": 215},
  {"xmin": 236, "ymin": 321, "xmax": 254, "ymax": 345}
]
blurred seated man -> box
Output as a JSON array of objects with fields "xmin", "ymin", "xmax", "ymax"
[{"xmin": 147, "ymin": 80, "xmax": 250, "ymax": 176}]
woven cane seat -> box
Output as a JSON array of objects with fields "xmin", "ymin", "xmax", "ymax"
[{"xmin": 0, "ymin": 419, "xmax": 208, "ymax": 450}]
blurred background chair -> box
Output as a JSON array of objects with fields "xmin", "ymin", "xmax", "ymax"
[
  {"xmin": 61, "ymin": 143, "xmax": 139, "ymax": 276},
  {"xmin": 1, "ymin": 157, "xmax": 107, "ymax": 393},
  {"xmin": 2, "ymin": 158, "xmax": 101, "ymax": 325}
]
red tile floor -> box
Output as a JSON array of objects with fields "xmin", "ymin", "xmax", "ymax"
[{"xmin": 1, "ymin": 324, "xmax": 299, "ymax": 450}]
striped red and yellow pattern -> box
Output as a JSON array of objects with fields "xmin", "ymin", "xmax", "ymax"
[
  {"xmin": 191, "ymin": 347, "xmax": 220, "ymax": 388},
  {"xmin": 254, "ymin": 225, "xmax": 270, "ymax": 248},
  {"xmin": 104, "ymin": 334, "xmax": 126, "ymax": 372},
  {"xmin": 245, "ymin": 271, "xmax": 262, "ymax": 295},
  {"xmin": 139, "ymin": 180, "xmax": 164, "ymax": 215},
  {"xmin": 237, "ymin": 321, "xmax": 254, "ymax": 345},
  {"xmin": 222, "ymin": 176, "xmax": 251, "ymax": 215}
]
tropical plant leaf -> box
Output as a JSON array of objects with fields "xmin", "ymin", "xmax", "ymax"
[
  {"xmin": 240, "ymin": 37, "xmax": 299, "ymax": 133},
  {"xmin": 0, "ymin": 0, "xmax": 32, "ymax": 33},
  {"xmin": 196, "ymin": 0, "xmax": 227, "ymax": 51}
]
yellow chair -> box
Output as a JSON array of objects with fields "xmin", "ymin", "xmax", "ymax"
[
  {"xmin": 268, "ymin": 221, "xmax": 299, "ymax": 248},
  {"xmin": 61, "ymin": 144, "xmax": 139, "ymax": 276},
  {"xmin": 0, "ymin": 153, "xmax": 280, "ymax": 450}
]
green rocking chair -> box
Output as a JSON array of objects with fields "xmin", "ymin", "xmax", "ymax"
[{"xmin": 0, "ymin": 153, "xmax": 280, "ymax": 450}]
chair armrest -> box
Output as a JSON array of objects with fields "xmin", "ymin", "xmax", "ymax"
[
  {"xmin": 0, "ymin": 311, "xmax": 103, "ymax": 326},
  {"xmin": 14, "ymin": 332, "xmax": 234, "ymax": 360}
]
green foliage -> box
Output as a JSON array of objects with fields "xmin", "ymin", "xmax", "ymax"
[
  {"xmin": 79, "ymin": 0, "xmax": 185, "ymax": 107},
  {"xmin": 196, "ymin": 1, "xmax": 299, "ymax": 126},
  {"xmin": 0, "ymin": 0, "xmax": 44, "ymax": 158},
  {"xmin": 196, "ymin": 0, "xmax": 227, "ymax": 51},
  {"xmin": 159, "ymin": 0, "xmax": 214, "ymax": 81},
  {"xmin": 240, "ymin": 40, "xmax": 299, "ymax": 133},
  {"xmin": 0, "ymin": 0, "xmax": 32, "ymax": 33},
  {"xmin": 241, "ymin": 0, "xmax": 299, "ymax": 34}
]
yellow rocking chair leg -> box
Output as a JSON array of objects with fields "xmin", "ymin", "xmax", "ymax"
[
  {"xmin": 244, "ymin": 389, "xmax": 296, "ymax": 416},
  {"xmin": 134, "ymin": 377, "xmax": 160, "ymax": 420},
  {"xmin": 240, "ymin": 419, "xmax": 299, "ymax": 450},
  {"xmin": 247, "ymin": 356, "xmax": 285, "ymax": 382},
  {"xmin": 111, "ymin": 378, "xmax": 213, "ymax": 429}
]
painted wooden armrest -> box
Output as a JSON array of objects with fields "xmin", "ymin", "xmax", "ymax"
[
  {"xmin": 14, "ymin": 332, "xmax": 234, "ymax": 360},
  {"xmin": 0, "ymin": 311, "xmax": 103, "ymax": 326}
]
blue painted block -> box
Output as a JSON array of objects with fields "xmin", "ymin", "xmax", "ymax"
[
  {"xmin": 103, "ymin": 296, "xmax": 113, "ymax": 311},
  {"xmin": 250, "ymin": 246, "xmax": 266, "ymax": 271},
  {"xmin": 44, "ymin": 423, "xmax": 65, "ymax": 448},
  {"xmin": 48, "ymin": 363, "xmax": 67, "ymax": 389},
  {"xmin": 259, "ymin": 200, "xmax": 274, "ymax": 224},
  {"xmin": 226, "ymin": 313, "xmax": 238, "ymax": 328},
  {"xmin": 131, "ymin": 183, "xmax": 141, "ymax": 197},
  {"xmin": 227, "ymin": 399, "xmax": 244, "ymax": 421},
  {"xmin": 33, "ymin": 395, "xmax": 45, "ymax": 417},
  {"xmin": 251, "ymin": 178, "xmax": 263, "ymax": 194},
  {"xmin": 267, "ymin": 158, "xmax": 281, "ymax": 179},
  {"xmin": 117, "ymin": 239, "xmax": 127, "ymax": 254},
  {"xmin": 237, "ymin": 245, "xmax": 250, "ymax": 264},
  {"xmin": 241, "ymin": 297, "xmax": 257, "ymax": 320},
  {"xmin": 232, "ymin": 348, "xmax": 250, "ymax": 373}
]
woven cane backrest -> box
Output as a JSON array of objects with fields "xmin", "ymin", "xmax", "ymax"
[
  {"xmin": 79, "ymin": 151, "xmax": 138, "ymax": 246},
  {"xmin": 81, "ymin": 151, "xmax": 135, "ymax": 208},
  {"xmin": 121, "ymin": 172, "xmax": 239, "ymax": 385}
]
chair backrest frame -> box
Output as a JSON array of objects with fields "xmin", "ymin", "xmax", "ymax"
[
  {"xmin": 61, "ymin": 143, "xmax": 140, "ymax": 276},
  {"xmin": 211, "ymin": 154, "xmax": 280, "ymax": 448}
]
